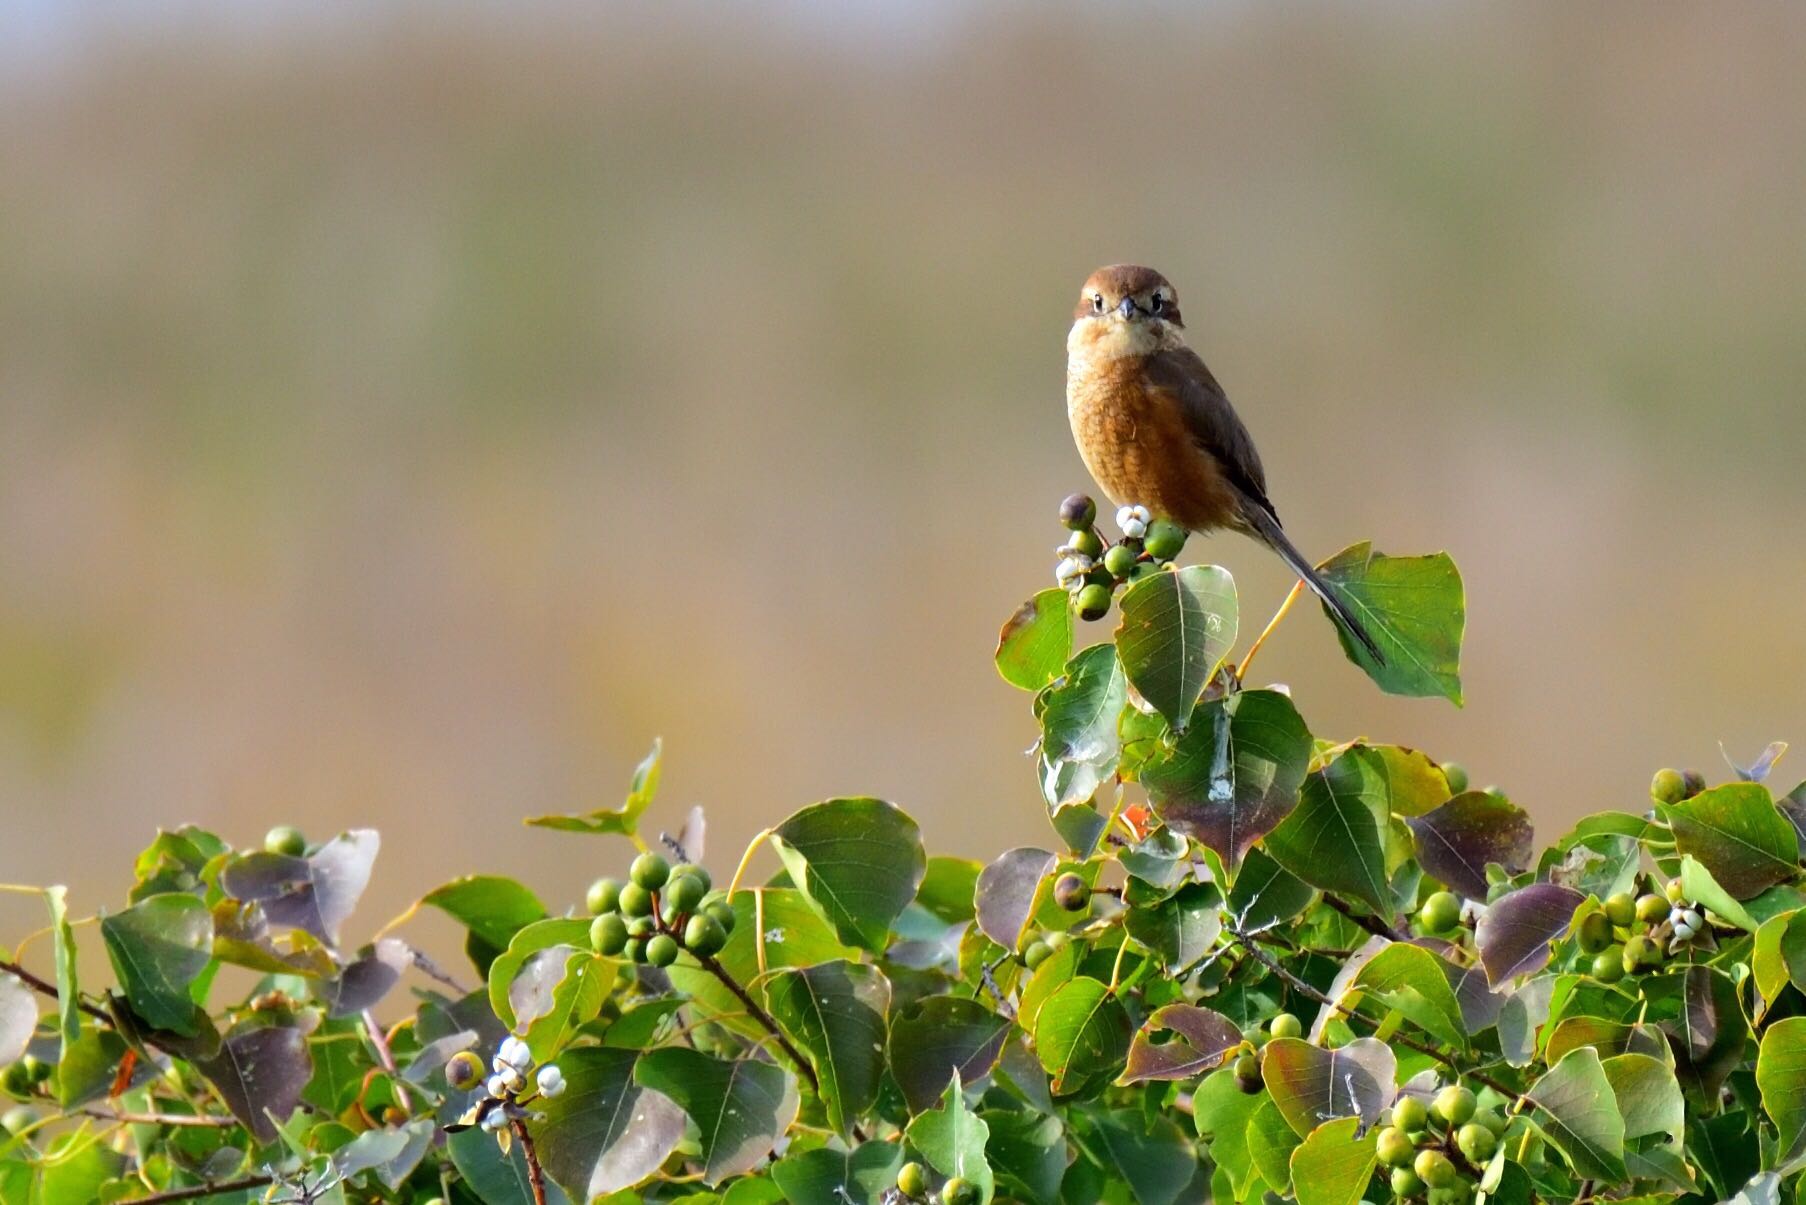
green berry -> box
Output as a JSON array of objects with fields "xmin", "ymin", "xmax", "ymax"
[
  {"xmin": 1103, "ymin": 544, "xmax": 1140, "ymax": 578},
  {"xmin": 1022, "ymin": 940, "xmax": 1052, "ymax": 970},
  {"xmin": 1591, "ymin": 947, "xmax": 1625, "ymax": 983},
  {"xmin": 1235, "ymin": 1053, "xmax": 1262, "ymax": 1093},
  {"xmin": 625, "ymin": 937, "xmax": 647, "ymax": 964},
  {"xmin": 684, "ymin": 914, "xmax": 727, "ymax": 957},
  {"xmin": 1577, "ymin": 910, "xmax": 1613, "ymax": 953},
  {"xmin": 1059, "ymin": 494, "xmax": 1097, "ymax": 531},
  {"xmin": 2, "ymin": 1064, "xmax": 31, "ymax": 1098},
  {"xmin": 1414, "ymin": 1150, "xmax": 1457, "ymax": 1189},
  {"xmin": 23, "ymin": 1057, "xmax": 48, "ymax": 1085},
  {"xmin": 618, "ymin": 881, "xmax": 654, "ymax": 918},
  {"xmin": 626, "ymin": 915, "xmax": 656, "ymax": 938},
  {"xmin": 673, "ymin": 863, "xmax": 712, "ymax": 893},
  {"xmin": 1419, "ymin": 891, "xmax": 1462, "ymax": 934},
  {"xmin": 1681, "ymin": 770, "xmax": 1707, "ymax": 798},
  {"xmin": 1476, "ymin": 1110, "xmax": 1508, "ymax": 1136},
  {"xmin": 1076, "ymin": 583, "xmax": 1112, "ymax": 622},
  {"xmin": 264, "ymin": 825, "xmax": 307, "ymax": 857},
  {"xmin": 703, "ymin": 900, "xmax": 737, "ymax": 933},
  {"xmin": 1441, "ymin": 762, "xmax": 1469, "ymax": 794},
  {"xmin": 897, "ymin": 1162, "xmax": 927, "ymax": 1198},
  {"xmin": 630, "ymin": 851, "xmax": 670, "ymax": 891},
  {"xmin": 1126, "ymin": 559, "xmax": 1160, "ymax": 581},
  {"xmin": 1053, "ymin": 873, "xmax": 1090, "ymax": 912},
  {"xmin": 942, "ymin": 1176, "xmax": 976, "ymax": 1205},
  {"xmin": 445, "ymin": 1051, "xmax": 485, "ymax": 1090},
  {"xmin": 1603, "ymin": 892, "xmax": 1636, "ymax": 927},
  {"xmin": 1269, "ymin": 1013, "xmax": 1302, "ymax": 1040},
  {"xmin": 589, "ymin": 913, "xmax": 629, "ymax": 956},
  {"xmin": 1392, "ymin": 1095, "xmax": 1429, "ymax": 1134},
  {"xmin": 1433, "ymin": 1085, "xmax": 1476, "ymax": 1126},
  {"xmin": 1650, "ymin": 768, "xmax": 1685, "ymax": 804},
  {"xmin": 1390, "ymin": 1167, "xmax": 1424, "ymax": 1198},
  {"xmin": 1665, "ymin": 878, "xmax": 1686, "ymax": 903},
  {"xmin": 1457, "ymin": 1123, "xmax": 1496, "ymax": 1164},
  {"xmin": 1635, "ymin": 893, "xmax": 1668, "ymax": 923},
  {"xmin": 1143, "ymin": 520, "xmax": 1186, "ymax": 562},
  {"xmin": 1069, "ymin": 529, "xmax": 1104, "ymax": 558},
  {"xmin": 586, "ymin": 877, "xmax": 622, "ymax": 916},
  {"xmin": 646, "ymin": 934, "xmax": 680, "ymax": 968},
  {"xmin": 1377, "ymin": 1127, "xmax": 1416, "ymax": 1167},
  {"xmin": 662, "ymin": 874, "xmax": 706, "ymax": 914}
]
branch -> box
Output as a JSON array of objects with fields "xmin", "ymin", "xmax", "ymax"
[
  {"xmin": 1319, "ymin": 893, "xmax": 1407, "ymax": 943},
  {"xmin": 687, "ymin": 949, "xmax": 819, "ymax": 1097},
  {"xmin": 2, "ymin": 958, "xmax": 114, "ymax": 1027},
  {"xmin": 1230, "ymin": 931, "xmax": 1519, "ymax": 1102},
  {"xmin": 114, "ymin": 1175, "xmax": 275, "ymax": 1204},
  {"xmin": 513, "ymin": 1119, "xmax": 550, "ymax": 1205},
  {"xmin": 79, "ymin": 1109, "xmax": 237, "ymax": 1128}
]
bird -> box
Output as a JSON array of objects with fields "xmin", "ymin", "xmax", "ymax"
[{"xmin": 1064, "ymin": 263, "xmax": 1385, "ymax": 663}]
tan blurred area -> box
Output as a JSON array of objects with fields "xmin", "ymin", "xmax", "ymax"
[{"xmin": 3, "ymin": 3, "xmax": 1806, "ymax": 945}]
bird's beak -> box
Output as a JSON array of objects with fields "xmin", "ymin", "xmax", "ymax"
[{"xmin": 1117, "ymin": 296, "xmax": 1140, "ymax": 320}]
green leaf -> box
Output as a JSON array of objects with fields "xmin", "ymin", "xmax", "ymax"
[
  {"xmin": 1225, "ymin": 848, "xmax": 1314, "ymax": 934},
  {"xmin": 517, "ymin": 949, "xmax": 616, "ymax": 1062},
  {"xmin": 667, "ymin": 888, "xmax": 856, "ymax": 1033},
  {"xmin": 1407, "ymin": 791, "xmax": 1535, "ymax": 901},
  {"xmin": 996, "ymin": 589, "xmax": 1074, "ymax": 691},
  {"xmin": 1662, "ymin": 782, "xmax": 1799, "ymax": 899},
  {"xmin": 1757, "ymin": 1017, "xmax": 1806, "ymax": 1174},
  {"xmin": 1289, "ymin": 1117, "xmax": 1377, "ymax": 1205},
  {"xmin": 1265, "ymin": 745, "xmax": 1394, "ymax": 920},
  {"xmin": 634, "ymin": 1049, "xmax": 798, "ymax": 1185},
  {"xmin": 762, "ymin": 959, "xmax": 890, "ymax": 1136},
  {"xmin": 1655, "ymin": 965, "xmax": 1747, "ymax": 1104},
  {"xmin": 769, "ymin": 1140, "xmax": 902, "ymax": 1205},
  {"xmin": 99, "ymin": 894, "xmax": 213, "ymax": 1035},
  {"xmin": 535, "ymin": 1047, "xmax": 686, "ymax": 1199},
  {"xmin": 1474, "ymin": 882, "xmax": 1584, "ymax": 986},
  {"xmin": 905, "ymin": 1071, "xmax": 993, "ymax": 1204},
  {"xmin": 1315, "ymin": 542, "xmax": 1464, "ymax": 703},
  {"xmin": 45, "ymin": 886, "xmax": 79, "ymax": 1048},
  {"xmin": 984, "ymin": 1109, "xmax": 1066, "ymax": 1205},
  {"xmin": 421, "ymin": 875, "xmax": 548, "ymax": 951},
  {"xmin": 1140, "ymin": 688, "xmax": 1313, "ymax": 870},
  {"xmin": 1120, "ymin": 1003, "xmax": 1242, "ymax": 1085},
  {"xmin": 1033, "ymin": 976, "xmax": 1131, "ymax": 1094},
  {"xmin": 1113, "ymin": 564, "xmax": 1237, "ymax": 727},
  {"xmin": 887, "ymin": 997, "xmax": 1011, "ymax": 1114},
  {"xmin": 1602, "ymin": 1053, "xmax": 1684, "ymax": 1145},
  {"xmin": 1193, "ymin": 1067, "xmax": 1265, "ymax": 1198},
  {"xmin": 1036, "ymin": 644, "xmax": 1127, "ymax": 807},
  {"xmin": 525, "ymin": 737, "xmax": 663, "ymax": 835},
  {"xmin": 448, "ymin": 1127, "xmax": 574, "ymax": 1205},
  {"xmin": 1525, "ymin": 1048, "xmax": 1628, "ymax": 1181},
  {"xmin": 915, "ymin": 856, "xmax": 983, "ymax": 925},
  {"xmin": 485, "ymin": 918, "xmax": 593, "ymax": 1033},
  {"xmin": 53, "ymin": 1029, "xmax": 128, "ymax": 1109},
  {"xmin": 772, "ymin": 797, "xmax": 927, "ymax": 951},
  {"xmin": 1677, "ymin": 854, "xmax": 1758, "ymax": 931},
  {"xmin": 1345, "ymin": 942, "xmax": 1466, "ymax": 1050},
  {"xmin": 27, "ymin": 1132, "xmax": 126, "ymax": 1205},
  {"xmin": 1123, "ymin": 881, "xmax": 1221, "ymax": 970},
  {"xmin": 1089, "ymin": 1109, "xmax": 1197, "ymax": 1205},
  {"xmin": 1259, "ymin": 1037, "xmax": 1396, "ymax": 1138}
]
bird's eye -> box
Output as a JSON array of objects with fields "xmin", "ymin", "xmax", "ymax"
[
  {"xmin": 1091, "ymin": 294, "xmax": 1104, "ymax": 313},
  {"xmin": 1150, "ymin": 294, "xmax": 1165, "ymax": 313}
]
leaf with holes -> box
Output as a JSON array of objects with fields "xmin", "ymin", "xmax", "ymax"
[
  {"xmin": 1408, "ymin": 791, "xmax": 1535, "ymax": 901},
  {"xmin": 762, "ymin": 959, "xmax": 890, "ymax": 1136},
  {"xmin": 634, "ymin": 1049, "xmax": 798, "ymax": 1185},
  {"xmin": 772, "ymin": 797, "xmax": 926, "ymax": 951},
  {"xmin": 1114, "ymin": 565, "xmax": 1237, "ymax": 727},
  {"xmin": 1120, "ymin": 1003, "xmax": 1242, "ymax": 1084}
]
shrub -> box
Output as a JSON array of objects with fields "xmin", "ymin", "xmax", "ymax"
[{"xmin": 2, "ymin": 497, "xmax": 1803, "ymax": 1205}]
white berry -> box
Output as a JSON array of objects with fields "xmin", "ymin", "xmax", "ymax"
[
  {"xmin": 498, "ymin": 1036, "xmax": 532, "ymax": 1070},
  {"xmin": 536, "ymin": 1064, "xmax": 566, "ymax": 1097},
  {"xmin": 1121, "ymin": 519, "xmax": 1148, "ymax": 540},
  {"xmin": 481, "ymin": 1108, "xmax": 509, "ymax": 1132},
  {"xmin": 486, "ymin": 1073, "xmax": 510, "ymax": 1099}
]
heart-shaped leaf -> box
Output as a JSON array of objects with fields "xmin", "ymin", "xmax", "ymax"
[
  {"xmin": 634, "ymin": 1049, "xmax": 798, "ymax": 1184},
  {"xmin": 1525, "ymin": 1048, "xmax": 1627, "ymax": 1181},
  {"xmin": 1114, "ymin": 564, "xmax": 1237, "ymax": 727},
  {"xmin": 996, "ymin": 589, "xmax": 1074, "ymax": 692},
  {"xmin": 535, "ymin": 1047, "xmax": 686, "ymax": 1199},
  {"xmin": 1265, "ymin": 745, "xmax": 1394, "ymax": 920},
  {"xmin": 525, "ymin": 738, "xmax": 662, "ymax": 835},
  {"xmin": 100, "ymin": 893, "xmax": 213, "ymax": 1034},
  {"xmin": 762, "ymin": 959, "xmax": 890, "ymax": 1136},
  {"xmin": 420, "ymin": 876, "xmax": 548, "ymax": 951},
  {"xmin": 1259, "ymin": 1037, "xmax": 1396, "ymax": 1138},
  {"xmin": 1315, "ymin": 542, "xmax": 1465, "ymax": 704},
  {"xmin": 1662, "ymin": 783, "xmax": 1800, "ymax": 899},
  {"xmin": 905, "ymin": 1071, "xmax": 994, "ymax": 1204},
  {"xmin": 1120, "ymin": 1003, "xmax": 1242, "ymax": 1084},
  {"xmin": 193, "ymin": 1024, "xmax": 313, "ymax": 1144},
  {"xmin": 1140, "ymin": 688, "xmax": 1313, "ymax": 870},
  {"xmin": 1033, "ymin": 977, "xmax": 1132, "ymax": 1094},
  {"xmin": 772, "ymin": 797, "xmax": 927, "ymax": 951},
  {"xmin": 887, "ymin": 997, "xmax": 1011, "ymax": 1114},
  {"xmin": 1036, "ymin": 644, "xmax": 1127, "ymax": 807},
  {"xmin": 1408, "ymin": 791, "xmax": 1535, "ymax": 901},
  {"xmin": 1289, "ymin": 1116, "xmax": 1378, "ymax": 1205},
  {"xmin": 1475, "ymin": 882, "xmax": 1584, "ymax": 986}
]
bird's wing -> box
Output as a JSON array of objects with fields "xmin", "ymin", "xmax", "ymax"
[{"xmin": 1143, "ymin": 346, "xmax": 1277, "ymax": 522}]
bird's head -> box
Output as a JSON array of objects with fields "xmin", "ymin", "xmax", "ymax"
[{"xmin": 1069, "ymin": 265, "xmax": 1183, "ymax": 361}]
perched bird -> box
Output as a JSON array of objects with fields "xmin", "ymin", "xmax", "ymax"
[{"xmin": 1065, "ymin": 264, "xmax": 1384, "ymax": 662}]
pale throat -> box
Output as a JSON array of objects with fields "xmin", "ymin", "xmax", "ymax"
[{"xmin": 1065, "ymin": 317, "xmax": 1177, "ymax": 373}]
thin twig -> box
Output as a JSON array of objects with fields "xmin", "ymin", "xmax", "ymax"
[
  {"xmin": 78, "ymin": 1109, "xmax": 237, "ymax": 1128},
  {"xmin": 114, "ymin": 1174, "xmax": 275, "ymax": 1204},
  {"xmin": 688, "ymin": 949, "xmax": 819, "ymax": 1096},
  {"xmin": 361, "ymin": 1009, "xmax": 411, "ymax": 1111},
  {"xmin": 512, "ymin": 1120, "xmax": 550, "ymax": 1205},
  {"xmin": 1230, "ymin": 931, "xmax": 1519, "ymax": 1101},
  {"xmin": 2, "ymin": 958, "xmax": 114, "ymax": 1027},
  {"xmin": 1236, "ymin": 579, "xmax": 1305, "ymax": 683},
  {"xmin": 1319, "ymin": 893, "xmax": 1406, "ymax": 943}
]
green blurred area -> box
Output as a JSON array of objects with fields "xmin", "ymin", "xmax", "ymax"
[{"xmin": 2, "ymin": 5, "xmax": 1805, "ymax": 936}]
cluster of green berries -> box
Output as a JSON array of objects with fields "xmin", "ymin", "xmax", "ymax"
[
  {"xmin": 1, "ymin": 1054, "xmax": 50, "ymax": 1101},
  {"xmin": 1232, "ymin": 1012, "xmax": 1303, "ymax": 1092},
  {"xmin": 445, "ymin": 1035, "xmax": 565, "ymax": 1134},
  {"xmin": 896, "ymin": 1160, "xmax": 975, "ymax": 1204},
  {"xmin": 1019, "ymin": 928, "xmax": 1072, "ymax": 971},
  {"xmin": 1053, "ymin": 493, "xmax": 1188, "ymax": 622},
  {"xmin": 1578, "ymin": 878, "xmax": 1710, "ymax": 982},
  {"xmin": 584, "ymin": 851, "xmax": 734, "ymax": 969},
  {"xmin": 1375, "ymin": 1084, "xmax": 1506, "ymax": 1203}
]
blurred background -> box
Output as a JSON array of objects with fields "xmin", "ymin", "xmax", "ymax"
[{"xmin": 3, "ymin": 3, "xmax": 1805, "ymax": 948}]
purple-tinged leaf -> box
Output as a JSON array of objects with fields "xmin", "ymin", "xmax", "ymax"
[
  {"xmin": 325, "ymin": 938, "xmax": 410, "ymax": 1018},
  {"xmin": 1475, "ymin": 883, "xmax": 1584, "ymax": 986},
  {"xmin": 1407, "ymin": 792, "xmax": 1534, "ymax": 901},
  {"xmin": 194, "ymin": 1024, "xmax": 313, "ymax": 1144},
  {"xmin": 1259, "ymin": 1037, "xmax": 1396, "ymax": 1138},
  {"xmin": 888, "ymin": 997, "xmax": 1011, "ymax": 1114},
  {"xmin": 219, "ymin": 829, "xmax": 379, "ymax": 947},
  {"xmin": 1656, "ymin": 965, "xmax": 1747, "ymax": 1104},
  {"xmin": 1724, "ymin": 741, "xmax": 1788, "ymax": 783},
  {"xmin": 1119, "ymin": 1004, "xmax": 1242, "ymax": 1084},
  {"xmin": 975, "ymin": 848, "xmax": 1057, "ymax": 951}
]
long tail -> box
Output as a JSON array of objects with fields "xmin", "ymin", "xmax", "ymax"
[{"xmin": 1242, "ymin": 508, "xmax": 1387, "ymax": 666}]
